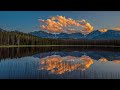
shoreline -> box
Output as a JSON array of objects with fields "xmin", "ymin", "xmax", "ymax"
[{"xmin": 0, "ymin": 45, "xmax": 120, "ymax": 48}]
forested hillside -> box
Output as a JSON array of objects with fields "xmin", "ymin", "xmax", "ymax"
[
  {"xmin": 0, "ymin": 28, "xmax": 60, "ymax": 45},
  {"xmin": 1, "ymin": 28, "xmax": 120, "ymax": 46}
]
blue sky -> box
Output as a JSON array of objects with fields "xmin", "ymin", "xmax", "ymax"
[{"xmin": 0, "ymin": 11, "xmax": 120, "ymax": 33}]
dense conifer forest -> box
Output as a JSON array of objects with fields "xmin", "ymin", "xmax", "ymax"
[{"xmin": 0, "ymin": 28, "xmax": 120, "ymax": 46}]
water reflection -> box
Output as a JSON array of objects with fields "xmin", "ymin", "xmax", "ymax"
[
  {"xmin": 98, "ymin": 57, "xmax": 108, "ymax": 63},
  {"xmin": 1, "ymin": 46, "xmax": 120, "ymax": 60},
  {"xmin": 0, "ymin": 46, "xmax": 120, "ymax": 79},
  {"xmin": 113, "ymin": 60, "xmax": 120, "ymax": 64},
  {"xmin": 38, "ymin": 55, "xmax": 94, "ymax": 74},
  {"xmin": 38, "ymin": 52, "xmax": 120, "ymax": 75}
]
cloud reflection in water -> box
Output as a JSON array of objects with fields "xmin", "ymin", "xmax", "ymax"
[{"xmin": 38, "ymin": 55, "xmax": 94, "ymax": 74}]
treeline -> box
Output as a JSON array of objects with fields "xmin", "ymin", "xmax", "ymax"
[
  {"xmin": 0, "ymin": 28, "xmax": 45, "ymax": 45},
  {"xmin": 1, "ymin": 28, "xmax": 120, "ymax": 46},
  {"xmin": 0, "ymin": 28, "xmax": 61, "ymax": 45},
  {"xmin": 61, "ymin": 39, "xmax": 120, "ymax": 46},
  {"xmin": 0, "ymin": 28, "xmax": 74, "ymax": 45}
]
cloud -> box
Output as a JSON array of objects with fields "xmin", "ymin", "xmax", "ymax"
[
  {"xmin": 98, "ymin": 29, "xmax": 108, "ymax": 33},
  {"xmin": 39, "ymin": 15, "xmax": 94, "ymax": 35}
]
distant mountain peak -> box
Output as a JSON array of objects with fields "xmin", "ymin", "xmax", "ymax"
[
  {"xmin": 30, "ymin": 30, "xmax": 120, "ymax": 39},
  {"xmin": 0, "ymin": 28, "xmax": 5, "ymax": 31}
]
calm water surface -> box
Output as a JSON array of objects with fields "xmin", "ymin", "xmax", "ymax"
[{"xmin": 0, "ymin": 46, "xmax": 120, "ymax": 79}]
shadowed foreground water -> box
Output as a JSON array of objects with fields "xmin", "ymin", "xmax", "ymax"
[{"xmin": 0, "ymin": 46, "xmax": 120, "ymax": 79}]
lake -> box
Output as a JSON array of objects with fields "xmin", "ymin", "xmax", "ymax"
[{"xmin": 0, "ymin": 46, "xmax": 120, "ymax": 79}]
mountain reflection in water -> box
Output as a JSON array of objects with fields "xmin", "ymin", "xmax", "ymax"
[{"xmin": 0, "ymin": 46, "xmax": 120, "ymax": 79}]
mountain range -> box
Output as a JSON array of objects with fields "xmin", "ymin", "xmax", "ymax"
[{"xmin": 30, "ymin": 30, "xmax": 120, "ymax": 40}]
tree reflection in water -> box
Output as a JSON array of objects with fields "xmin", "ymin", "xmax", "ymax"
[
  {"xmin": 0, "ymin": 46, "xmax": 120, "ymax": 79},
  {"xmin": 38, "ymin": 55, "xmax": 94, "ymax": 74}
]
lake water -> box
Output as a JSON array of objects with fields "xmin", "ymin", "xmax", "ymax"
[{"xmin": 0, "ymin": 46, "xmax": 120, "ymax": 79}]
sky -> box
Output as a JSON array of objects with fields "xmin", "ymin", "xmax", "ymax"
[{"xmin": 0, "ymin": 11, "xmax": 120, "ymax": 33}]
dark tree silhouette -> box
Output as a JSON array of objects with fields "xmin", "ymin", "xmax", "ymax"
[{"xmin": 0, "ymin": 28, "xmax": 120, "ymax": 46}]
